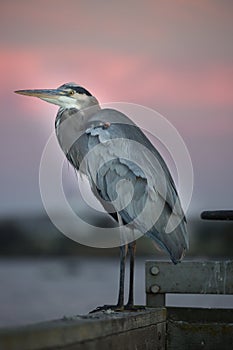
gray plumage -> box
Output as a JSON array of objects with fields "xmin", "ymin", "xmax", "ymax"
[
  {"xmin": 15, "ymin": 82, "xmax": 188, "ymax": 309},
  {"xmin": 54, "ymin": 91, "xmax": 188, "ymax": 263}
]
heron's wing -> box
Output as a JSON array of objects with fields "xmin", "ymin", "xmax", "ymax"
[
  {"xmin": 83, "ymin": 114, "xmax": 188, "ymax": 262},
  {"xmin": 86, "ymin": 109, "xmax": 185, "ymax": 217}
]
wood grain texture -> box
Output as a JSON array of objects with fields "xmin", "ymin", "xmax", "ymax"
[
  {"xmin": 167, "ymin": 308, "xmax": 233, "ymax": 350},
  {"xmin": 0, "ymin": 309, "xmax": 166, "ymax": 350},
  {"xmin": 146, "ymin": 260, "xmax": 233, "ymax": 296}
]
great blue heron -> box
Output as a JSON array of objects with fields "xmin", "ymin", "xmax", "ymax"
[{"xmin": 15, "ymin": 83, "xmax": 188, "ymax": 310}]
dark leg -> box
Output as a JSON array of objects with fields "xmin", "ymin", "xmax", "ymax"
[
  {"xmin": 126, "ymin": 241, "xmax": 136, "ymax": 308},
  {"xmin": 89, "ymin": 214, "xmax": 129, "ymax": 313},
  {"xmin": 117, "ymin": 244, "xmax": 128, "ymax": 308}
]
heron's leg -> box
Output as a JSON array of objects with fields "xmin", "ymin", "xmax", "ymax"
[
  {"xmin": 116, "ymin": 213, "xmax": 128, "ymax": 308},
  {"xmin": 126, "ymin": 240, "xmax": 136, "ymax": 308},
  {"xmin": 117, "ymin": 244, "xmax": 128, "ymax": 308},
  {"xmin": 89, "ymin": 242, "xmax": 127, "ymax": 313}
]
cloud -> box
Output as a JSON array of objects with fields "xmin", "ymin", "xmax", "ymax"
[
  {"xmin": 0, "ymin": 0, "xmax": 233, "ymax": 216},
  {"xmin": 1, "ymin": 0, "xmax": 233, "ymax": 64},
  {"xmin": 2, "ymin": 49, "xmax": 232, "ymax": 109}
]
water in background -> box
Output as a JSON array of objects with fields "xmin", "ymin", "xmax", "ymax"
[
  {"xmin": 1, "ymin": 257, "xmax": 233, "ymax": 328},
  {"xmin": 0, "ymin": 257, "xmax": 142, "ymax": 328}
]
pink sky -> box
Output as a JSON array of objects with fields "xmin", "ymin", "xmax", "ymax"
[{"xmin": 0, "ymin": 0, "xmax": 233, "ymax": 216}]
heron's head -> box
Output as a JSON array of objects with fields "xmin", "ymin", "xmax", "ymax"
[{"xmin": 15, "ymin": 82, "xmax": 99, "ymax": 110}]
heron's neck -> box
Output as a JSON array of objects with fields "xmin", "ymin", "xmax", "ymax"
[
  {"xmin": 59, "ymin": 101, "xmax": 100, "ymax": 114},
  {"xmin": 56, "ymin": 103, "xmax": 101, "ymax": 129}
]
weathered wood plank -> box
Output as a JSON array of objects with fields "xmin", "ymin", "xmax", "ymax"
[
  {"xmin": 167, "ymin": 307, "xmax": 233, "ymax": 350},
  {"xmin": 147, "ymin": 293, "xmax": 166, "ymax": 308},
  {"xmin": 0, "ymin": 309, "xmax": 166, "ymax": 350},
  {"xmin": 146, "ymin": 260, "xmax": 233, "ymax": 295},
  {"xmin": 58, "ymin": 323, "xmax": 166, "ymax": 350}
]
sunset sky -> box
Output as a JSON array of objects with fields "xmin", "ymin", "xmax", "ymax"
[{"xmin": 0, "ymin": 0, "xmax": 233, "ymax": 218}]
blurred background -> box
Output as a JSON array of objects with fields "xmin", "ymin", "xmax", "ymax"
[{"xmin": 0, "ymin": 0, "xmax": 233, "ymax": 327}]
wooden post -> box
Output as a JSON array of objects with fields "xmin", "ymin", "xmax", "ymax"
[{"xmin": 146, "ymin": 260, "xmax": 233, "ymax": 350}]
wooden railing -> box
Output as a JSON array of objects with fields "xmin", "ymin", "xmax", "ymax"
[
  {"xmin": 0, "ymin": 258, "xmax": 232, "ymax": 349},
  {"xmin": 146, "ymin": 259, "xmax": 233, "ymax": 350},
  {"xmin": 0, "ymin": 308, "xmax": 166, "ymax": 350}
]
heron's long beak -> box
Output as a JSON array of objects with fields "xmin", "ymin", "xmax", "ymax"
[{"xmin": 14, "ymin": 88, "xmax": 65, "ymax": 99}]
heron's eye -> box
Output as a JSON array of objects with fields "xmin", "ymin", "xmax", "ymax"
[{"xmin": 69, "ymin": 90, "xmax": 75, "ymax": 96}]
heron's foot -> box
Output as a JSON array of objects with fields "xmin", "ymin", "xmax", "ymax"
[
  {"xmin": 89, "ymin": 304, "xmax": 124, "ymax": 314},
  {"xmin": 89, "ymin": 304, "xmax": 146, "ymax": 313},
  {"xmin": 124, "ymin": 304, "xmax": 146, "ymax": 311}
]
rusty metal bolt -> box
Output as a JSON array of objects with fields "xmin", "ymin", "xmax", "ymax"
[
  {"xmin": 150, "ymin": 284, "xmax": 160, "ymax": 294},
  {"xmin": 150, "ymin": 266, "xmax": 159, "ymax": 275}
]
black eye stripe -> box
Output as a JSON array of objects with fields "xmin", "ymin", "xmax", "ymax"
[
  {"xmin": 58, "ymin": 83, "xmax": 92, "ymax": 96},
  {"xmin": 72, "ymin": 86, "xmax": 92, "ymax": 96}
]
